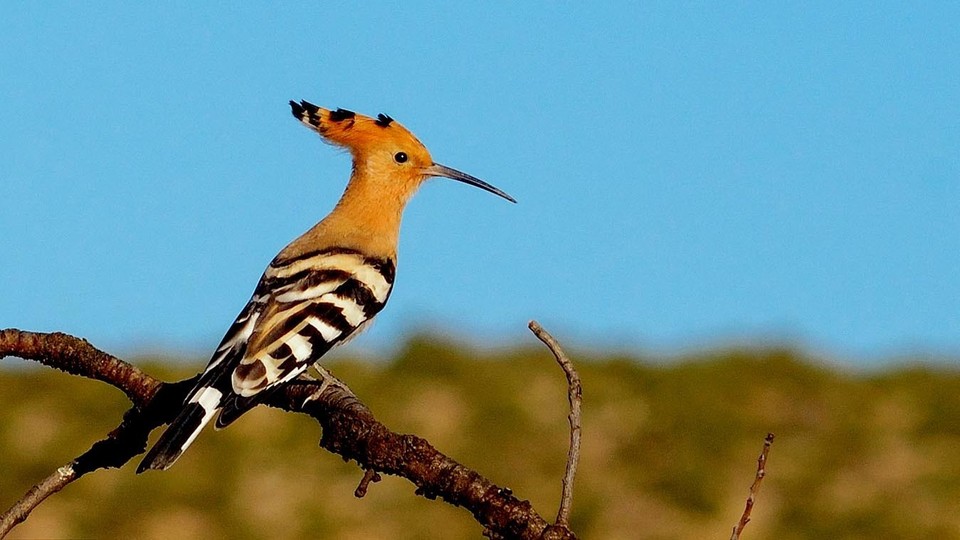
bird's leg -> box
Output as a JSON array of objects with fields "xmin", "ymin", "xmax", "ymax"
[{"xmin": 301, "ymin": 363, "xmax": 357, "ymax": 406}]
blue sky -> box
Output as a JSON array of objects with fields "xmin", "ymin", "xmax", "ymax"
[{"xmin": 2, "ymin": 3, "xmax": 958, "ymax": 363}]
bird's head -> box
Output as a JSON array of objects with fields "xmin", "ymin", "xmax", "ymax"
[{"xmin": 290, "ymin": 100, "xmax": 515, "ymax": 203}]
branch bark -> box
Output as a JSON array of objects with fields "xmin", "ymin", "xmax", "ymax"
[
  {"xmin": 0, "ymin": 328, "xmax": 577, "ymax": 540},
  {"xmin": 528, "ymin": 320, "xmax": 582, "ymax": 530},
  {"xmin": 730, "ymin": 432, "xmax": 775, "ymax": 540}
]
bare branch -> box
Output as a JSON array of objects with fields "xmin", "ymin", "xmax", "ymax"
[
  {"xmin": 527, "ymin": 320, "xmax": 582, "ymax": 529},
  {"xmin": 0, "ymin": 329, "xmax": 160, "ymax": 408},
  {"xmin": 0, "ymin": 464, "xmax": 76, "ymax": 537},
  {"xmin": 730, "ymin": 432, "xmax": 775, "ymax": 540},
  {"xmin": 0, "ymin": 328, "xmax": 576, "ymax": 540}
]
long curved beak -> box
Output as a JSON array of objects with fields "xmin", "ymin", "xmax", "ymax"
[{"xmin": 423, "ymin": 163, "xmax": 516, "ymax": 203}]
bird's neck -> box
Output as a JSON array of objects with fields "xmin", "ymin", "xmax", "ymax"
[{"xmin": 281, "ymin": 170, "xmax": 417, "ymax": 261}]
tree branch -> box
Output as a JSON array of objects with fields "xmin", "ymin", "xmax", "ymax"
[
  {"xmin": 0, "ymin": 463, "xmax": 75, "ymax": 535},
  {"xmin": 0, "ymin": 328, "xmax": 577, "ymax": 539},
  {"xmin": 527, "ymin": 320, "xmax": 582, "ymax": 530},
  {"xmin": 730, "ymin": 432, "xmax": 775, "ymax": 540}
]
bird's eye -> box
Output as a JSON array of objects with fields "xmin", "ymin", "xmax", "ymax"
[{"xmin": 394, "ymin": 152, "xmax": 408, "ymax": 164}]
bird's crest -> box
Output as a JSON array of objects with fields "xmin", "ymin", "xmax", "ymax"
[{"xmin": 290, "ymin": 100, "xmax": 426, "ymax": 159}]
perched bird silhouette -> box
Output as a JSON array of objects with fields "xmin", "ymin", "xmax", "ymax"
[{"xmin": 138, "ymin": 100, "xmax": 514, "ymax": 472}]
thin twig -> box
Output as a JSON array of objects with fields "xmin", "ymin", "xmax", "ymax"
[
  {"xmin": 528, "ymin": 320, "xmax": 582, "ymax": 529},
  {"xmin": 0, "ymin": 372, "xmax": 196, "ymax": 539},
  {"xmin": 0, "ymin": 464, "xmax": 76, "ymax": 537},
  {"xmin": 730, "ymin": 433, "xmax": 775, "ymax": 540}
]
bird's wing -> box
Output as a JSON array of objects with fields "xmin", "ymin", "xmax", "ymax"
[
  {"xmin": 137, "ymin": 247, "xmax": 394, "ymax": 471},
  {"xmin": 213, "ymin": 247, "xmax": 395, "ymax": 426}
]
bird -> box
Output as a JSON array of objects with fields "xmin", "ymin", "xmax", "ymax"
[{"xmin": 137, "ymin": 100, "xmax": 515, "ymax": 472}]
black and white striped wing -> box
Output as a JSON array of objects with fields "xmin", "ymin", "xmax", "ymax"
[
  {"xmin": 216, "ymin": 248, "xmax": 395, "ymax": 426},
  {"xmin": 136, "ymin": 247, "xmax": 394, "ymax": 472}
]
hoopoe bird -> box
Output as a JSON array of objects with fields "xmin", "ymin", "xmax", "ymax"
[{"xmin": 138, "ymin": 100, "xmax": 514, "ymax": 472}]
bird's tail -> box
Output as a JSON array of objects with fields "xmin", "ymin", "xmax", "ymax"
[{"xmin": 137, "ymin": 386, "xmax": 225, "ymax": 473}]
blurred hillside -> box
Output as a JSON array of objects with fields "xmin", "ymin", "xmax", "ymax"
[{"xmin": 2, "ymin": 335, "xmax": 959, "ymax": 539}]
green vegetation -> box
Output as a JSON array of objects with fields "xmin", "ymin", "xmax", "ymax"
[{"xmin": 2, "ymin": 335, "xmax": 959, "ymax": 539}]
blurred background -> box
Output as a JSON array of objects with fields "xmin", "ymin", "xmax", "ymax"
[{"xmin": 2, "ymin": 3, "xmax": 958, "ymax": 539}]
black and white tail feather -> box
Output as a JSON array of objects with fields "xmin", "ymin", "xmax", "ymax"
[{"xmin": 138, "ymin": 247, "xmax": 395, "ymax": 472}]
